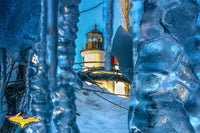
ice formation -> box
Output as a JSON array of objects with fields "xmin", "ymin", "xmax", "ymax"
[
  {"xmin": 0, "ymin": 0, "xmax": 40, "ymax": 62},
  {"xmin": 25, "ymin": 0, "xmax": 82, "ymax": 132},
  {"xmin": 53, "ymin": 0, "xmax": 82, "ymax": 132},
  {"xmin": 112, "ymin": 26, "xmax": 134, "ymax": 82},
  {"xmin": 0, "ymin": 0, "xmax": 200, "ymax": 132},
  {"xmin": 185, "ymin": 36, "xmax": 200, "ymax": 133},
  {"xmin": 112, "ymin": 0, "xmax": 200, "ymax": 132},
  {"xmin": 0, "ymin": 0, "xmax": 82, "ymax": 132},
  {"xmin": 105, "ymin": 0, "xmax": 114, "ymax": 71},
  {"xmin": 0, "ymin": 0, "xmax": 40, "ymax": 131},
  {"xmin": 0, "ymin": 49, "xmax": 7, "ymax": 129},
  {"xmin": 130, "ymin": 0, "xmax": 143, "ymax": 41},
  {"xmin": 25, "ymin": 0, "xmax": 53, "ymax": 132}
]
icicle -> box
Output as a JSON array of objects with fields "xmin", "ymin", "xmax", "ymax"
[
  {"xmin": 197, "ymin": 0, "xmax": 200, "ymax": 26},
  {"xmin": 105, "ymin": 0, "xmax": 114, "ymax": 71},
  {"xmin": 128, "ymin": 0, "xmax": 143, "ymax": 132},
  {"xmin": 25, "ymin": 0, "xmax": 53, "ymax": 132},
  {"xmin": 46, "ymin": 0, "xmax": 59, "ymax": 131},
  {"xmin": 130, "ymin": 0, "xmax": 143, "ymax": 42},
  {"xmin": 52, "ymin": 0, "xmax": 82, "ymax": 132},
  {"xmin": 0, "ymin": 48, "xmax": 7, "ymax": 130},
  {"xmin": 131, "ymin": 0, "xmax": 143, "ymax": 72},
  {"xmin": 47, "ymin": 0, "xmax": 58, "ymax": 92}
]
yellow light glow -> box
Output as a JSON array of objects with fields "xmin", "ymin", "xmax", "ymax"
[
  {"xmin": 32, "ymin": 54, "xmax": 38, "ymax": 64},
  {"xmin": 58, "ymin": 30, "xmax": 62, "ymax": 35},
  {"xmin": 177, "ymin": 87, "xmax": 188, "ymax": 101},
  {"xmin": 64, "ymin": 7, "xmax": 68, "ymax": 12}
]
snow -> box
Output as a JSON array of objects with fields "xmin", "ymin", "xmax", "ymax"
[{"xmin": 76, "ymin": 82, "xmax": 129, "ymax": 133}]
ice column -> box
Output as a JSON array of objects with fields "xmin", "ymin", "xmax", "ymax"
[
  {"xmin": 105, "ymin": 0, "xmax": 114, "ymax": 71},
  {"xmin": 52, "ymin": 0, "xmax": 82, "ymax": 132},
  {"xmin": 128, "ymin": 0, "xmax": 199, "ymax": 132},
  {"xmin": 197, "ymin": 0, "xmax": 200, "ymax": 26},
  {"xmin": 0, "ymin": 49, "xmax": 7, "ymax": 130},
  {"xmin": 25, "ymin": 0, "xmax": 53, "ymax": 132},
  {"xmin": 128, "ymin": 0, "xmax": 143, "ymax": 132},
  {"xmin": 130, "ymin": 0, "xmax": 143, "ymax": 41}
]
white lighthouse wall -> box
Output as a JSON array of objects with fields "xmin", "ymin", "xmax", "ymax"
[{"xmin": 81, "ymin": 50, "xmax": 104, "ymax": 70}]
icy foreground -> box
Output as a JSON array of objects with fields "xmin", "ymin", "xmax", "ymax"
[
  {"xmin": 112, "ymin": 0, "xmax": 200, "ymax": 133},
  {"xmin": 0, "ymin": 0, "xmax": 40, "ymax": 62},
  {"xmin": 76, "ymin": 83, "xmax": 129, "ymax": 133}
]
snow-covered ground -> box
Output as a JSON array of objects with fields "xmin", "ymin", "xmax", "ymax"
[{"xmin": 76, "ymin": 83, "xmax": 129, "ymax": 133}]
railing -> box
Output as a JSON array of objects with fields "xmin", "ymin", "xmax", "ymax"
[
  {"xmin": 73, "ymin": 61, "xmax": 119, "ymax": 72},
  {"xmin": 81, "ymin": 41, "xmax": 104, "ymax": 51}
]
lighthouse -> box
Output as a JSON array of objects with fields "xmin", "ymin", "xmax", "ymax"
[
  {"xmin": 79, "ymin": 25, "xmax": 130, "ymax": 97},
  {"xmin": 81, "ymin": 24, "xmax": 104, "ymax": 70}
]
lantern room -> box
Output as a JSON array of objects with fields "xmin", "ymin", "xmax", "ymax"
[{"xmin": 85, "ymin": 24, "xmax": 104, "ymax": 50}]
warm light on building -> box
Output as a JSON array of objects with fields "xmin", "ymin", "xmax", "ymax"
[
  {"xmin": 81, "ymin": 50, "xmax": 104, "ymax": 69},
  {"xmin": 79, "ymin": 24, "xmax": 130, "ymax": 97}
]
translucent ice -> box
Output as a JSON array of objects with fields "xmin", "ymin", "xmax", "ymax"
[
  {"xmin": 130, "ymin": 0, "xmax": 143, "ymax": 41},
  {"xmin": 112, "ymin": 0, "xmax": 200, "ymax": 132},
  {"xmin": 53, "ymin": 0, "xmax": 82, "ymax": 132},
  {"xmin": 0, "ymin": 49, "xmax": 7, "ymax": 130},
  {"xmin": 25, "ymin": 0, "xmax": 53, "ymax": 132},
  {"xmin": 111, "ymin": 26, "xmax": 134, "ymax": 82},
  {"xmin": 105, "ymin": 0, "xmax": 114, "ymax": 71},
  {"xmin": 185, "ymin": 36, "xmax": 200, "ymax": 133},
  {"xmin": 0, "ymin": 0, "xmax": 40, "ymax": 62},
  {"xmin": 129, "ymin": 0, "xmax": 200, "ymax": 132}
]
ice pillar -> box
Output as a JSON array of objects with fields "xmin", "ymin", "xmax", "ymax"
[
  {"xmin": 128, "ymin": 0, "xmax": 143, "ymax": 132},
  {"xmin": 197, "ymin": 0, "xmax": 200, "ymax": 26},
  {"xmin": 0, "ymin": 49, "xmax": 7, "ymax": 130},
  {"xmin": 25, "ymin": 0, "xmax": 53, "ymax": 132},
  {"xmin": 52, "ymin": 0, "xmax": 82, "ymax": 132},
  {"xmin": 105, "ymin": 0, "xmax": 114, "ymax": 71}
]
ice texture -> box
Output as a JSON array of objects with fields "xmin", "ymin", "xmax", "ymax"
[
  {"xmin": 112, "ymin": 0, "xmax": 200, "ymax": 133},
  {"xmin": 105, "ymin": 0, "xmax": 114, "ymax": 71},
  {"xmin": 25, "ymin": 0, "xmax": 53, "ymax": 132},
  {"xmin": 129, "ymin": 37, "xmax": 198, "ymax": 133},
  {"xmin": 112, "ymin": 26, "xmax": 134, "ymax": 82},
  {"xmin": 111, "ymin": 1, "xmax": 144, "ymax": 112},
  {"xmin": 0, "ymin": 0, "xmax": 40, "ymax": 62},
  {"xmin": 130, "ymin": 0, "xmax": 143, "ymax": 41},
  {"xmin": 53, "ymin": 0, "xmax": 82, "ymax": 132},
  {"xmin": 25, "ymin": 49, "xmax": 53, "ymax": 133},
  {"xmin": 0, "ymin": 3, "xmax": 41, "ymax": 127},
  {"xmin": 0, "ymin": 49, "xmax": 7, "ymax": 129},
  {"xmin": 197, "ymin": 0, "xmax": 200, "ymax": 26},
  {"xmin": 185, "ymin": 36, "xmax": 200, "ymax": 133},
  {"xmin": 130, "ymin": 0, "xmax": 200, "ymax": 132}
]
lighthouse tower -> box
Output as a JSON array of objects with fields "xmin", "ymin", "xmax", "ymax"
[
  {"xmin": 79, "ymin": 25, "xmax": 130, "ymax": 97},
  {"xmin": 81, "ymin": 24, "xmax": 104, "ymax": 70}
]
